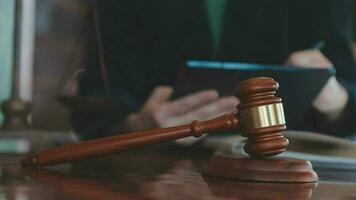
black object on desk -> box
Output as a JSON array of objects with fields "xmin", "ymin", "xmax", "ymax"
[{"xmin": 173, "ymin": 60, "xmax": 335, "ymax": 129}]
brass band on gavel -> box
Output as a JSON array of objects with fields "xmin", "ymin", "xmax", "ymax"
[{"xmin": 240, "ymin": 103, "xmax": 286, "ymax": 129}]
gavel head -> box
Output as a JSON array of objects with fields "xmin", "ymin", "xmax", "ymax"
[{"xmin": 235, "ymin": 77, "xmax": 289, "ymax": 158}]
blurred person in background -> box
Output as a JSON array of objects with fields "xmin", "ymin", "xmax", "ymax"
[{"xmin": 73, "ymin": 0, "xmax": 356, "ymax": 140}]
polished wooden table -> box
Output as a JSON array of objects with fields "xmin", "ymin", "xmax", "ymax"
[{"xmin": 1, "ymin": 144, "xmax": 356, "ymax": 200}]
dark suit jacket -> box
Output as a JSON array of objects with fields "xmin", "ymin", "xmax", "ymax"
[{"xmin": 75, "ymin": 0, "xmax": 356, "ymax": 139}]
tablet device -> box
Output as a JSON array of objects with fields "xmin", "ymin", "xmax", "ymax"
[{"xmin": 173, "ymin": 60, "xmax": 335, "ymax": 129}]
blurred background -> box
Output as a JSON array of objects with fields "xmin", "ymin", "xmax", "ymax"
[
  {"xmin": 0, "ymin": 0, "xmax": 93, "ymax": 131},
  {"xmin": 0, "ymin": 0, "xmax": 355, "ymax": 133}
]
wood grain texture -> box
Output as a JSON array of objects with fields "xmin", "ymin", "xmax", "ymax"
[
  {"xmin": 22, "ymin": 168, "xmax": 151, "ymax": 200},
  {"xmin": 205, "ymin": 176, "xmax": 317, "ymax": 199},
  {"xmin": 2, "ymin": 147, "xmax": 353, "ymax": 200},
  {"xmin": 21, "ymin": 113, "xmax": 238, "ymax": 167},
  {"xmin": 235, "ymin": 77, "xmax": 289, "ymax": 157},
  {"xmin": 203, "ymin": 153, "xmax": 318, "ymax": 183}
]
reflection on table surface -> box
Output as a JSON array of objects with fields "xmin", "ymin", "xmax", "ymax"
[{"xmin": 1, "ymin": 145, "xmax": 356, "ymax": 200}]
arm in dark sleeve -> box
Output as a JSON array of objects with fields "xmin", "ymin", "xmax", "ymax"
[
  {"xmin": 315, "ymin": 0, "xmax": 356, "ymax": 136},
  {"xmin": 72, "ymin": 0, "xmax": 151, "ymax": 139}
]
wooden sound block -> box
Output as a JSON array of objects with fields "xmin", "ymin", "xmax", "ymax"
[{"xmin": 203, "ymin": 153, "xmax": 318, "ymax": 183}]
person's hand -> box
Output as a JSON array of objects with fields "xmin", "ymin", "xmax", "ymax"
[
  {"xmin": 127, "ymin": 86, "xmax": 239, "ymax": 132},
  {"xmin": 286, "ymin": 49, "xmax": 349, "ymax": 120}
]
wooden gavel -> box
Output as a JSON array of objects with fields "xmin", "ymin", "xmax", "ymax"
[{"xmin": 21, "ymin": 77, "xmax": 289, "ymax": 167}]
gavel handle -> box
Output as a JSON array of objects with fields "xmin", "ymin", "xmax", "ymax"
[{"xmin": 21, "ymin": 113, "xmax": 238, "ymax": 167}]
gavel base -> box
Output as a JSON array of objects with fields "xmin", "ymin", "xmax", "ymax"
[{"xmin": 203, "ymin": 153, "xmax": 318, "ymax": 183}]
